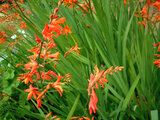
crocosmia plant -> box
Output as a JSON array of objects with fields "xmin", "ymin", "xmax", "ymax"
[{"xmin": 0, "ymin": 0, "xmax": 159, "ymax": 119}]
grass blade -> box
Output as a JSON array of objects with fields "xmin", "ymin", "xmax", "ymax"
[
  {"xmin": 66, "ymin": 93, "xmax": 80, "ymax": 120},
  {"xmin": 121, "ymin": 74, "xmax": 140, "ymax": 111}
]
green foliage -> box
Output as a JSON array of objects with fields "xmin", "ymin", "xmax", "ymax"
[{"xmin": 0, "ymin": 0, "xmax": 160, "ymax": 119}]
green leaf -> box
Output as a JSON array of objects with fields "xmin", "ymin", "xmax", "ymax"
[
  {"xmin": 151, "ymin": 110, "xmax": 158, "ymax": 120},
  {"xmin": 3, "ymin": 69, "xmax": 15, "ymax": 80},
  {"xmin": 122, "ymin": 2, "xmax": 139, "ymax": 81},
  {"xmin": 71, "ymin": 52, "xmax": 89, "ymax": 65},
  {"xmin": 66, "ymin": 93, "xmax": 80, "ymax": 120},
  {"xmin": 121, "ymin": 75, "xmax": 140, "ymax": 111},
  {"xmin": 31, "ymin": 99, "xmax": 45, "ymax": 117}
]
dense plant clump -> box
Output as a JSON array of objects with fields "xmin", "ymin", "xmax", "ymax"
[{"xmin": 0, "ymin": 0, "xmax": 159, "ymax": 119}]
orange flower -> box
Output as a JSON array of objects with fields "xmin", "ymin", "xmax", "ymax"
[
  {"xmin": 1, "ymin": 3, "xmax": 10, "ymax": 9},
  {"xmin": 52, "ymin": 84, "xmax": 63, "ymax": 96},
  {"xmin": 0, "ymin": 31, "xmax": 7, "ymax": 37},
  {"xmin": 35, "ymin": 34, "xmax": 41, "ymax": 43},
  {"xmin": 51, "ymin": 17, "xmax": 66, "ymax": 25},
  {"xmin": 64, "ymin": 73, "xmax": 72, "ymax": 82},
  {"xmin": 153, "ymin": 42, "xmax": 160, "ymax": 52},
  {"xmin": 35, "ymin": 71, "xmax": 40, "ymax": 80},
  {"xmin": 64, "ymin": 43, "xmax": 80, "ymax": 57},
  {"xmin": 87, "ymin": 66, "xmax": 104, "ymax": 95},
  {"xmin": 49, "ymin": 17, "xmax": 66, "ymax": 37},
  {"xmin": 78, "ymin": 2, "xmax": 92, "ymax": 13},
  {"xmin": 53, "ymin": 8, "xmax": 59, "ymax": 15},
  {"xmin": 86, "ymin": 24, "xmax": 91, "ymax": 28},
  {"xmin": 24, "ymin": 59, "xmax": 38, "ymax": 74},
  {"xmin": 51, "ymin": 115, "xmax": 58, "ymax": 119},
  {"xmin": 83, "ymin": 117, "xmax": 94, "ymax": 120},
  {"xmin": 0, "ymin": 31, "xmax": 7, "ymax": 44},
  {"xmin": 47, "ymin": 70, "xmax": 57, "ymax": 76},
  {"xmin": 17, "ymin": 72, "xmax": 33, "ymax": 84},
  {"xmin": 87, "ymin": 66, "xmax": 104, "ymax": 115},
  {"xmin": 20, "ymin": 21, "xmax": 27, "ymax": 29},
  {"xmin": 36, "ymin": 70, "xmax": 57, "ymax": 80},
  {"xmin": 27, "ymin": 10, "xmax": 31, "ymax": 14},
  {"xmin": 89, "ymin": 88, "xmax": 98, "ymax": 115},
  {"xmin": 41, "ymin": 71, "xmax": 52, "ymax": 80},
  {"xmin": 37, "ymin": 88, "xmax": 49, "ymax": 99},
  {"xmin": 71, "ymin": 116, "xmax": 94, "ymax": 120},
  {"xmin": 18, "ymin": 0, "xmax": 24, "ymax": 3},
  {"xmin": 18, "ymin": 72, "xmax": 34, "ymax": 84},
  {"xmin": 37, "ymin": 73, "xmax": 63, "ymax": 99},
  {"xmin": 16, "ymin": 63, "xmax": 23, "ymax": 67},
  {"xmin": 46, "ymin": 112, "xmax": 52, "ymax": 118},
  {"xmin": 54, "ymin": 61, "xmax": 58, "ymax": 68},
  {"xmin": 0, "ymin": 37, "xmax": 7, "ymax": 44},
  {"xmin": 22, "ymin": 75, "xmax": 33, "ymax": 84},
  {"xmin": 113, "ymin": 66, "xmax": 124, "ymax": 73},
  {"xmin": 153, "ymin": 59, "xmax": 160, "ymax": 68},
  {"xmin": 104, "ymin": 66, "xmax": 114, "ymax": 75},
  {"xmin": 24, "ymin": 85, "xmax": 40, "ymax": 100},
  {"xmin": 98, "ymin": 76, "xmax": 108, "ymax": 88},
  {"xmin": 152, "ymin": 1, "xmax": 160, "ymax": 9},
  {"xmin": 50, "ymin": 74, "xmax": 64, "ymax": 96},
  {"xmin": 37, "ymin": 98, "xmax": 42, "ymax": 108},
  {"xmin": 124, "ymin": 0, "xmax": 127, "ymax": 6},
  {"xmin": 87, "ymin": 66, "xmax": 124, "ymax": 114},
  {"xmin": 135, "ymin": 0, "xmax": 160, "ymax": 27},
  {"xmin": 153, "ymin": 43, "xmax": 158, "ymax": 47},
  {"xmin": 154, "ymin": 54, "xmax": 160, "ymax": 57},
  {"xmin": 63, "ymin": 0, "xmax": 78, "ymax": 4},
  {"xmin": 41, "ymin": 51, "xmax": 59, "ymax": 60},
  {"xmin": 63, "ymin": 25, "xmax": 72, "ymax": 35},
  {"xmin": 63, "ymin": 0, "xmax": 78, "ymax": 8},
  {"xmin": 140, "ymin": 5, "xmax": 147, "ymax": 16},
  {"xmin": 42, "ymin": 23, "xmax": 55, "ymax": 41},
  {"xmin": 71, "ymin": 117, "xmax": 79, "ymax": 119},
  {"xmin": 47, "ymin": 41, "xmax": 56, "ymax": 49},
  {"xmin": 147, "ymin": 0, "xmax": 152, "ymax": 5},
  {"xmin": 28, "ymin": 46, "xmax": 40, "ymax": 59}
]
